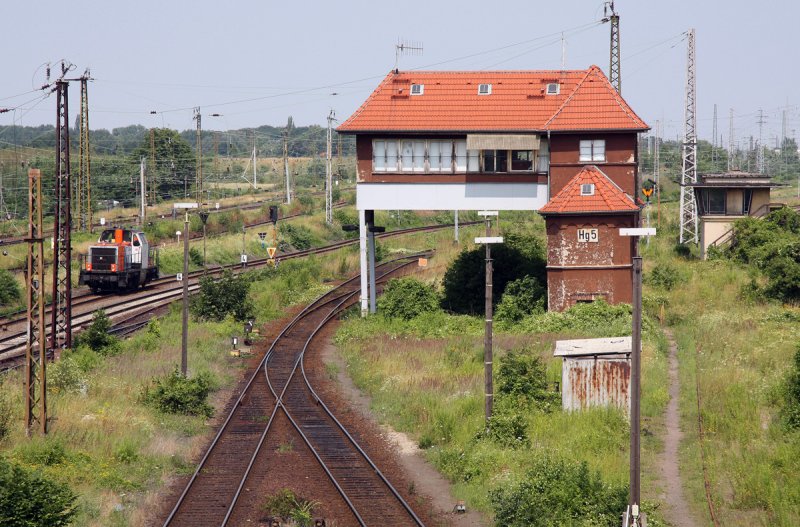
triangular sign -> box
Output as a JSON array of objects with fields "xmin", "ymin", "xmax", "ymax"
[{"xmin": 267, "ymin": 247, "xmax": 276, "ymax": 258}]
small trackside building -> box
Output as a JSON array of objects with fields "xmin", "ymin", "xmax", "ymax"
[
  {"xmin": 538, "ymin": 165, "xmax": 640, "ymax": 312},
  {"xmin": 337, "ymin": 66, "xmax": 648, "ymax": 315}
]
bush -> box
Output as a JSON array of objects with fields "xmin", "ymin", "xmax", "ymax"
[
  {"xmin": 74, "ymin": 310, "xmax": 120, "ymax": 355},
  {"xmin": 279, "ymin": 223, "xmax": 315, "ymax": 250},
  {"xmin": 378, "ymin": 278, "xmax": 440, "ymax": 320},
  {"xmin": 477, "ymin": 399, "xmax": 529, "ymax": 448},
  {"xmin": 490, "ymin": 455, "xmax": 628, "ymax": 527},
  {"xmin": 0, "ymin": 269, "xmax": 20, "ymax": 307},
  {"xmin": 48, "ymin": 357, "xmax": 87, "ymax": 395},
  {"xmin": 191, "ymin": 270, "xmax": 255, "ymax": 322},
  {"xmin": 0, "ymin": 456, "xmax": 77, "ymax": 526},
  {"xmin": 441, "ymin": 232, "xmax": 546, "ymax": 315},
  {"xmin": 497, "ymin": 347, "xmax": 559, "ymax": 412},
  {"xmin": 140, "ymin": 369, "xmax": 215, "ymax": 417},
  {"xmin": 0, "ymin": 392, "xmax": 12, "ymax": 442},
  {"xmin": 189, "ymin": 246, "xmax": 203, "ymax": 267},
  {"xmin": 495, "ymin": 276, "xmax": 546, "ymax": 323},
  {"xmin": 646, "ymin": 262, "xmax": 681, "ymax": 291},
  {"xmin": 515, "ymin": 300, "xmax": 636, "ymax": 337},
  {"xmin": 783, "ymin": 345, "xmax": 800, "ymax": 430}
]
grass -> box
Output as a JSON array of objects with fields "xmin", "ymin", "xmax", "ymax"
[
  {"xmin": 332, "ymin": 213, "xmax": 670, "ymax": 524},
  {"xmin": 641, "ymin": 200, "xmax": 800, "ymax": 526},
  {"xmin": 0, "ymin": 236, "xmax": 380, "ymax": 526}
]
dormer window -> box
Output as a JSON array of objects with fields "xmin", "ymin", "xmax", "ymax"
[
  {"xmin": 546, "ymin": 83, "xmax": 560, "ymax": 95},
  {"xmin": 478, "ymin": 84, "xmax": 492, "ymax": 95},
  {"xmin": 581, "ymin": 183, "xmax": 595, "ymax": 196},
  {"xmin": 410, "ymin": 84, "xmax": 424, "ymax": 95}
]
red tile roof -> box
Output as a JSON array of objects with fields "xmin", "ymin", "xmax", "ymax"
[
  {"xmin": 338, "ymin": 66, "xmax": 647, "ymax": 133},
  {"xmin": 539, "ymin": 165, "xmax": 639, "ymax": 215}
]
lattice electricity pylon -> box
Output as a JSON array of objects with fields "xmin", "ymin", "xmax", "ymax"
[
  {"xmin": 679, "ymin": 28, "xmax": 698, "ymax": 245},
  {"xmin": 25, "ymin": 169, "xmax": 47, "ymax": 435},
  {"xmin": 605, "ymin": 1, "xmax": 621, "ymax": 93},
  {"xmin": 51, "ymin": 80, "xmax": 73, "ymax": 352},
  {"xmin": 78, "ymin": 72, "xmax": 92, "ymax": 232}
]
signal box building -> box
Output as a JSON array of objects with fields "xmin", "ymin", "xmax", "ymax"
[
  {"xmin": 687, "ymin": 171, "xmax": 782, "ymax": 259},
  {"xmin": 338, "ymin": 66, "xmax": 648, "ymax": 314}
]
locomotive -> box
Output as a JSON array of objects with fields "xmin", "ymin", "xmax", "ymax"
[{"xmin": 79, "ymin": 228, "xmax": 159, "ymax": 292}]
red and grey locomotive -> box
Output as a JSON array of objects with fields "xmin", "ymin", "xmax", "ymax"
[{"xmin": 79, "ymin": 228, "xmax": 159, "ymax": 292}]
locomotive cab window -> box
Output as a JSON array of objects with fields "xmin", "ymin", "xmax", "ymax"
[{"xmin": 99, "ymin": 230, "xmax": 115, "ymax": 242}]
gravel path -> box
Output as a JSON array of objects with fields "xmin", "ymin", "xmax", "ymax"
[{"xmin": 661, "ymin": 329, "xmax": 698, "ymax": 527}]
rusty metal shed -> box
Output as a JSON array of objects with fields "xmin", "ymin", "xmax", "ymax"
[{"xmin": 554, "ymin": 336, "xmax": 631, "ymax": 413}]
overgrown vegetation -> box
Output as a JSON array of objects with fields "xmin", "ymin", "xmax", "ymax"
[
  {"xmin": 489, "ymin": 455, "xmax": 628, "ymax": 527},
  {"xmin": 73, "ymin": 309, "xmax": 120, "ymax": 355},
  {"xmin": 441, "ymin": 231, "xmax": 546, "ymax": 314},
  {"xmin": 261, "ymin": 488, "xmax": 319, "ymax": 526},
  {"xmin": 377, "ymin": 277, "xmax": 440, "ymax": 320},
  {"xmin": 139, "ymin": 369, "xmax": 215, "ymax": 417},
  {"xmin": 725, "ymin": 207, "xmax": 800, "ymax": 303},
  {"xmin": 0, "ymin": 269, "xmax": 20, "ymax": 307},
  {"xmin": 783, "ymin": 345, "xmax": 800, "ymax": 431},
  {"xmin": 495, "ymin": 276, "xmax": 546, "ymax": 323},
  {"xmin": 191, "ymin": 270, "xmax": 255, "ymax": 321},
  {"xmin": 496, "ymin": 347, "xmax": 559, "ymax": 412},
  {"xmin": 0, "ymin": 456, "xmax": 78, "ymax": 527}
]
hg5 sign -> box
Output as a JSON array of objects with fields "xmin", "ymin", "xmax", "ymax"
[{"xmin": 577, "ymin": 228, "xmax": 599, "ymax": 243}]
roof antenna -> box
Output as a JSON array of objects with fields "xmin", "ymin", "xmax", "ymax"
[{"xmin": 395, "ymin": 38, "xmax": 423, "ymax": 71}]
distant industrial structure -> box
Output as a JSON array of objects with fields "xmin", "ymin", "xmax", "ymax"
[{"xmin": 338, "ymin": 65, "xmax": 648, "ymax": 313}]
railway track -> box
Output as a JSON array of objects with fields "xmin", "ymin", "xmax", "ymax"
[
  {"xmin": 0, "ymin": 221, "xmax": 475, "ymax": 371},
  {"xmin": 164, "ymin": 255, "xmax": 428, "ymax": 527}
]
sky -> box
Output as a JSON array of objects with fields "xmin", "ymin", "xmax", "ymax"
[{"xmin": 2, "ymin": 0, "xmax": 798, "ymax": 148}]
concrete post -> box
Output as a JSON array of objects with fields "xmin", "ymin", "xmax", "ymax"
[{"xmin": 367, "ymin": 211, "xmax": 376, "ymax": 313}]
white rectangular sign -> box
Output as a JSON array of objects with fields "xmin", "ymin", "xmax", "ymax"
[
  {"xmin": 619, "ymin": 228, "xmax": 657, "ymax": 237},
  {"xmin": 477, "ymin": 210, "xmax": 499, "ymax": 217},
  {"xmin": 240, "ymin": 254, "xmax": 248, "ymax": 263},
  {"xmin": 577, "ymin": 228, "xmax": 599, "ymax": 243},
  {"xmin": 173, "ymin": 202, "xmax": 199, "ymax": 209},
  {"xmin": 474, "ymin": 236, "xmax": 504, "ymax": 244}
]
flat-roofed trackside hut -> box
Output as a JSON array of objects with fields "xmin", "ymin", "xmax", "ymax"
[
  {"xmin": 687, "ymin": 171, "xmax": 785, "ymax": 259},
  {"xmin": 337, "ymin": 66, "xmax": 648, "ymax": 315}
]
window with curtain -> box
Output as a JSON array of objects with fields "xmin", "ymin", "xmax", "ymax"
[
  {"xmin": 579, "ymin": 139, "xmax": 606, "ymax": 162},
  {"xmin": 454, "ymin": 140, "xmax": 467, "ymax": 172}
]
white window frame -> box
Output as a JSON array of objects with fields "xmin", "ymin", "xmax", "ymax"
[
  {"xmin": 546, "ymin": 83, "xmax": 560, "ymax": 95},
  {"xmin": 478, "ymin": 83, "xmax": 492, "ymax": 95},
  {"xmin": 579, "ymin": 139, "xmax": 606, "ymax": 162},
  {"xmin": 580, "ymin": 183, "xmax": 595, "ymax": 196},
  {"xmin": 410, "ymin": 84, "xmax": 424, "ymax": 95}
]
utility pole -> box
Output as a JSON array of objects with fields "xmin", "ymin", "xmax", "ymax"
[
  {"xmin": 150, "ymin": 128, "xmax": 157, "ymax": 205},
  {"xmin": 283, "ymin": 128, "xmax": 291, "ymax": 204},
  {"xmin": 679, "ymin": 28, "xmax": 698, "ymax": 245},
  {"xmin": 605, "ymin": 1, "xmax": 621, "ymax": 93},
  {"xmin": 654, "ymin": 120, "xmax": 661, "ymax": 227},
  {"xmin": 194, "ymin": 107, "xmax": 202, "ymax": 204},
  {"xmin": 139, "ymin": 158, "xmax": 147, "ymax": 222},
  {"xmin": 78, "ymin": 71, "xmax": 91, "ymax": 232},
  {"xmin": 326, "ymin": 109, "xmax": 335, "ymax": 224},
  {"xmin": 728, "ymin": 108, "xmax": 735, "ymax": 171},
  {"xmin": 174, "ymin": 202, "xmax": 197, "ymax": 376},
  {"xmin": 475, "ymin": 211, "xmax": 502, "ymax": 424},
  {"xmin": 252, "ymin": 130, "xmax": 257, "ymax": 190},
  {"xmin": 756, "ymin": 108, "xmax": 766, "ymax": 173},
  {"xmin": 51, "ymin": 78, "xmax": 73, "ymax": 353},
  {"xmin": 25, "ymin": 168, "xmax": 47, "ymax": 436}
]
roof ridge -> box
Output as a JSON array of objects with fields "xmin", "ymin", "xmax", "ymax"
[
  {"xmin": 589, "ymin": 67, "xmax": 648, "ymax": 128},
  {"xmin": 338, "ymin": 71, "xmax": 394, "ymax": 130},
  {"xmin": 542, "ymin": 68, "xmax": 593, "ymax": 129}
]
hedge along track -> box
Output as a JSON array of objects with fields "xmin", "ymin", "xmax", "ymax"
[{"xmin": 163, "ymin": 253, "xmax": 430, "ymax": 527}]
